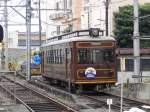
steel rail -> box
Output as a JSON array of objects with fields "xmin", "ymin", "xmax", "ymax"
[
  {"xmin": 0, "ymin": 76, "xmax": 77, "ymax": 112},
  {"xmin": 84, "ymin": 94, "xmax": 122, "ymax": 111},
  {"xmin": 0, "ymin": 84, "xmax": 35, "ymax": 112}
]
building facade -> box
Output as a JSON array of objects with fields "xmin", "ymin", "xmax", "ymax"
[
  {"xmin": 47, "ymin": 0, "xmax": 82, "ymax": 36},
  {"xmin": 6, "ymin": 31, "xmax": 46, "ymax": 49},
  {"xmin": 81, "ymin": 0, "xmax": 106, "ymax": 31},
  {"xmin": 46, "ymin": 0, "xmax": 150, "ymax": 38},
  {"xmin": 17, "ymin": 32, "xmax": 46, "ymax": 48},
  {"xmin": 117, "ymin": 48, "xmax": 150, "ymax": 83}
]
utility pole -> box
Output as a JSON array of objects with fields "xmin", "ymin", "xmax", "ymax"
[
  {"xmin": 105, "ymin": 0, "xmax": 109, "ymax": 36},
  {"xmin": 133, "ymin": 0, "xmax": 140, "ymax": 83},
  {"xmin": 26, "ymin": 0, "xmax": 31, "ymax": 81},
  {"xmin": 4, "ymin": 0, "xmax": 8, "ymax": 70},
  {"xmin": 39, "ymin": 0, "xmax": 41, "ymax": 46}
]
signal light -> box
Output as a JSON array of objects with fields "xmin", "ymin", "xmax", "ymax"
[{"xmin": 0, "ymin": 25, "xmax": 4, "ymax": 42}]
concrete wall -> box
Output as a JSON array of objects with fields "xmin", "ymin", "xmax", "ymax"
[{"xmin": 117, "ymin": 71, "xmax": 150, "ymax": 84}]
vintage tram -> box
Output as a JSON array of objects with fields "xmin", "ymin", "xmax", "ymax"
[{"xmin": 41, "ymin": 29, "xmax": 117, "ymax": 91}]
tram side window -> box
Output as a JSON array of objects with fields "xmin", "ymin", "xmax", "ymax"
[
  {"xmin": 50, "ymin": 50, "xmax": 52, "ymax": 63},
  {"xmin": 47, "ymin": 49, "xmax": 63, "ymax": 64},
  {"xmin": 54, "ymin": 50, "xmax": 56, "ymax": 63},
  {"xmin": 56, "ymin": 50, "xmax": 58, "ymax": 64},
  {"xmin": 60, "ymin": 49, "xmax": 63, "ymax": 64},
  {"xmin": 52, "ymin": 50, "xmax": 54, "ymax": 64},
  {"xmin": 66, "ymin": 48, "xmax": 71, "ymax": 64},
  {"xmin": 62, "ymin": 50, "xmax": 64, "ymax": 64},
  {"xmin": 45, "ymin": 48, "xmax": 71, "ymax": 64},
  {"xmin": 46, "ymin": 57, "xmax": 48, "ymax": 64},
  {"xmin": 57, "ymin": 50, "xmax": 59, "ymax": 63},
  {"xmin": 46, "ymin": 51, "xmax": 48, "ymax": 64},
  {"xmin": 48, "ymin": 50, "xmax": 50, "ymax": 63}
]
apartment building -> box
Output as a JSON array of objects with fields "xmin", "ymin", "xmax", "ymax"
[
  {"xmin": 81, "ymin": 0, "xmax": 106, "ymax": 31},
  {"xmin": 46, "ymin": 0, "xmax": 150, "ymax": 37},
  {"xmin": 48, "ymin": 0, "xmax": 82, "ymax": 36}
]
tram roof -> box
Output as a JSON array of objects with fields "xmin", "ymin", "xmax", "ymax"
[
  {"xmin": 41, "ymin": 36, "xmax": 115, "ymax": 47},
  {"xmin": 41, "ymin": 29, "xmax": 115, "ymax": 47}
]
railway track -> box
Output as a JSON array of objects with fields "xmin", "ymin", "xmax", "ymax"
[
  {"xmin": 29, "ymin": 78, "xmax": 150, "ymax": 112},
  {"xmin": 84, "ymin": 92, "xmax": 150, "ymax": 112},
  {"xmin": 28, "ymin": 78, "xmax": 121, "ymax": 111},
  {"xmin": 0, "ymin": 76, "xmax": 77, "ymax": 112}
]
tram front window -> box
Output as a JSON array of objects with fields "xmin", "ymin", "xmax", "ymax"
[{"xmin": 77, "ymin": 48, "xmax": 114, "ymax": 64}]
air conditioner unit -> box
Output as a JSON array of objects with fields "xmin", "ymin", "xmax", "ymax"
[
  {"xmin": 49, "ymin": 14, "xmax": 57, "ymax": 20},
  {"xmin": 58, "ymin": 13, "xmax": 64, "ymax": 18},
  {"xmin": 55, "ymin": 13, "xmax": 64, "ymax": 19}
]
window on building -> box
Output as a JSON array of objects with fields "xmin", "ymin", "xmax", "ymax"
[
  {"xmin": 125, "ymin": 59, "xmax": 134, "ymax": 71},
  {"xmin": 117, "ymin": 58, "xmax": 134, "ymax": 71},
  {"xmin": 117, "ymin": 58, "xmax": 150, "ymax": 71},
  {"xmin": 141, "ymin": 59, "xmax": 150, "ymax": 71}
]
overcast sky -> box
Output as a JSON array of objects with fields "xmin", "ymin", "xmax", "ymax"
[{"xmin": 0, "ymin": 0, "xmax": 55, "ymax": 32}]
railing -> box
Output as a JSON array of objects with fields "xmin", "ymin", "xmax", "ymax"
[{"xmin": 47, "ymin": 29, "xmax": 104, "ymax": 43}]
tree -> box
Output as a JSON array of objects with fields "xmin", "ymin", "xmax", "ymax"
[{"xmin": 113, "ymin": 3, "xmax": 150, "ymax": 48}]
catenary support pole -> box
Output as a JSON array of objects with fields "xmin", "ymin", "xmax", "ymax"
[
  {"xmin": 39, "ymin": 0, "xmax": 41, "ymax": 46},
  {"xmin": 26, "ymin": 0, "xmax": 31, "ymax": 81},
  {"xmin": 133, "ymin": 0, "xmax": 140, "ymax": 83},
  {"xmin": 4, "ymin": 0, "xmax": 8, "ymax": 70},
  {"xmin": 105, "ymin": 0, "xmax": 109, "ymax": 36}
]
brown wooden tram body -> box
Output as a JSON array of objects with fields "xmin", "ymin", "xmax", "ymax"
[{"xmin": 41, "ymin": 30, "xmax": 117, "ymax": 89}]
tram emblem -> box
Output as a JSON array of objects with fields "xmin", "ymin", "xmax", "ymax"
[{"xmin": 85, "ymin": 67, "xmax": 96, "ymax": 79}]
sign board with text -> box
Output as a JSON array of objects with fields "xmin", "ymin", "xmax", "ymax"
[{"xmin": 120, "ymin": 57, "xmax": 125, "ymax": 71}]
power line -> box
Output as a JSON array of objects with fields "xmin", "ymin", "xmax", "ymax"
[
  {"xmin": 115, "ymin": 14, "xmax": 150, "ymax": 21},
  {"xmin": 139, "ymin": 14, "xmax": 150, "ymax": 19},
  {"xmin": 7, "ymin": 0, "xmax": 25, "ymax": 16},
  {"xmin": 110, "ymin": 0, "xmax": 128, "ymax": 5}
]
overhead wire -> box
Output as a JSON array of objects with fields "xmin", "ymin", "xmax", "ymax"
[{"xmin": 8, "ymin": 0, "xmax": 25, "ymax": 16}]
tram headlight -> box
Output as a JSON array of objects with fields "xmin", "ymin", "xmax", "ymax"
[{"xmin": 89, "ymin": 28, "xmax": 99, "ymax": 37}]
